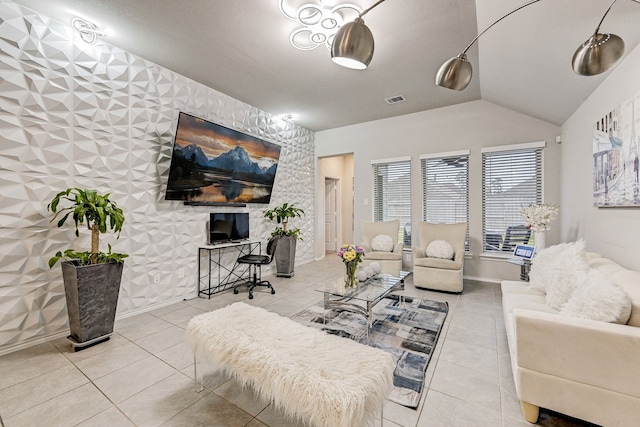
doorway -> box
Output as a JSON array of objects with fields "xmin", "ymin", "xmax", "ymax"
[{"xmin": 324, "ymin": 178, "xmax": 339, "ymax": 252}]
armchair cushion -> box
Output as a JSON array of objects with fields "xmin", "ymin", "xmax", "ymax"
[
  {"xmin": 366, "ymin": 251, "xmax": 402, "ymax": 261},
  {"xmin": 413, "ymin": 256, "xmax": 462, "ymax": 270},
  {"xmin": 426, "ymin": 239, "xmax": 454, "ymax": 260},
  {"xmin": 371, "ymin": 234, "xmax": 394, "ymax": 252}
]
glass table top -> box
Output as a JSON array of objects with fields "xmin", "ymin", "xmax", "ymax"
[{"xmin": 315, "ymin": 271, "xmax": 411, "ymax": 303}]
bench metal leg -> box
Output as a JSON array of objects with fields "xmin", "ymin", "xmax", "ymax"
[{"xmin": 194, "ymin": 354, "xmax": 204, "ymax": 392}]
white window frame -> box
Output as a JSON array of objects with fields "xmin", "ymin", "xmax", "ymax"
[
  {"xmin": 371, "ymin": 157, "xmax": 411, "ymax": 245},
  {"xmin": 481, "ymin": 141, "xmax": 545, "ymax": 256},
  {"xmin": 420, "ymin": 150, "xmax": 470, "ymax": 252}
]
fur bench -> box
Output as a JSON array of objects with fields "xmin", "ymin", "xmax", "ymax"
[{"xmin": 186, "ymin": 302, "xmax": 395, "ymax": 427}]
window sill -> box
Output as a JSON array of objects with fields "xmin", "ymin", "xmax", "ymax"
[{"xmin": 480, "ymin": 253, "xmax": 513, "ymax": 261}]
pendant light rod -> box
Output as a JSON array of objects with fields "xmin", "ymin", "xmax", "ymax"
[
  {"xmin": 359, "ymin": 0, "xmax": 387, "ymax": 18},
  {"xmin": 593, "ymin": 0, "xmax": 618, "ymax": 35},
  {"xmin": 460, "ymin": 0, "xmax": 542, "ymax": 55}
]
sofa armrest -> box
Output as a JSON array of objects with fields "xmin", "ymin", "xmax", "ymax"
[
  {"xmin": 514, "ymin": 309, "xmax": 640, "ymax": 398},
  {"xmin": 412, "ymin": 246, "xmax": 426, "ymax": 259}
]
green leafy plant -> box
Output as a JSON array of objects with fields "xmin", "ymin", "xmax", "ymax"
[
  {"xmin": 47, "ymin": 188, "xmax": 127, "ymax": 267},
  {"xmin": 263, "ymin": 202, "xmax": 305, "ymax": 240}
]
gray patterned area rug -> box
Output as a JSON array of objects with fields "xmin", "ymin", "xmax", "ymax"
[{"xmin": 291, "ymin": 295, "xmax": 448, "ymax": 408}]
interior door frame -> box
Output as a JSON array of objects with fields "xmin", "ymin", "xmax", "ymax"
[{"xmin": 324, "ymin": 177, "xmax": 341, "ymax": 252}]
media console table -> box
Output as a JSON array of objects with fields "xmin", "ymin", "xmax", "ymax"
[{"xmin": 197, "ymin": 240, "xmax": 261, "ymax": 298}]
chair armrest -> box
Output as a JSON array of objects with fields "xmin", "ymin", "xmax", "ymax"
[
  {"xmin": 514, "ymin": 309, "xmax": 640, "ymax": 398},
  {"xmin": 393, "ymin": 243, "xmax": 404, "ymax": 253},
  {"xmin": 412, "ymin": 246, "xmax": 426, "ymax": 259},
  {"xmin": 453, "ymin": 249, "xmax": 464, "ymax": 263}
]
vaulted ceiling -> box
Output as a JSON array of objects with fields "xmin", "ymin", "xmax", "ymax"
[{"xmin": 10, "ymin": 0, "xmax": 640, "ymax": 131}]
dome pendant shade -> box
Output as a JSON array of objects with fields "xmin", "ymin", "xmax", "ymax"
[
  {"xmin": 331, "ymin": 18, "xmax": 374, "ymax": 70},
  {"xmin": 572, "ymin": 32, "xmax": 624, "ymax": 76},
  {"xmin": 436, "ymin": 53, "xmax": 473, "ymax": 91}
]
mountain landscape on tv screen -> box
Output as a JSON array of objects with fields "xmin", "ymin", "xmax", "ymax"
[{"xmin": 166, "ymin": 143, "xmax": 278, "ymax": 203}]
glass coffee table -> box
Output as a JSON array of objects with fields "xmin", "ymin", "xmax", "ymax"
[{"xmin": 315, "ymin": 271, "xmax": 411, "ymax": 331}]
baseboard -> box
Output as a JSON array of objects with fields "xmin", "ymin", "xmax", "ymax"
[
  {"xmin": 463, "ymin": 275, "xmax": 501, "ymax": 284},
  {"xmin": 0, "ymin": 330, "xmax": 69, "ymax": 357}
]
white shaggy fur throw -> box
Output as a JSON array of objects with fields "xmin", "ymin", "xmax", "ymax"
[
  {"xmin": 561, "ymin": 269, "xmax": 632, "ymax": 324},
  {"xmin": 528, "ymin": 240, "xmax": 590, "ymax": 309},
  {"xmin": 426, "ymin": 239, "xmax": 454, "ymax": 260},
  {"xmin": 186, "ymin": 302, "xmax": 394, "ymax": 427}
]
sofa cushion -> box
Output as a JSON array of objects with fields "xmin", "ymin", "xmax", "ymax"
[
  {"xmin": 426, "ymin": 239, "xmax": 454, "ymax": 260},
  {"xmin": 528, "ymin": 240, "xmax": 590, "ymax": 309},
  {"xmin": 502, "ymin": 280, "xmax": 545, "ymax": 297},
  {"xmin": 365, "ymin": 251, "xmax": 402, "ymax": 261},
  {"xmin": 371, "ymin": 234, "xmax": 394, "ymax": 252},
  {"xmin": 561, "ymin": 269, "xmax": 632, "ymax": 324}
]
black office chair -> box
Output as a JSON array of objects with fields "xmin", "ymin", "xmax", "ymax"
[
  {"xmin": 233, "ymin": 236, "xmax": 279, "ymax": 299},
  {"xmin": 501, "ymin": 225, "xmax": 532, "ymax": 252}
]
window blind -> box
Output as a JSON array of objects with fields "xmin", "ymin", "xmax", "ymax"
[
  {"xmin": 421, "ymin": 153, "xmax": 469, "ymax": 251},
  {"xmin": 372, "ymin": 159, "xmax": 411, "ymax": 245},
  {"xmin": 482, "ymin": 146, "xmax": 543, "ymax": 253}
]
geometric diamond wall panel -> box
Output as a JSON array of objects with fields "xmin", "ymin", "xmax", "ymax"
[{"xmin": 0, "ymin": 1, "xmax": 316, "ymax": 353}]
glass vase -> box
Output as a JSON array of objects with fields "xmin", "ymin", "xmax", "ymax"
[
  {"xmin": 534, "ymin": 230, "xmax": 546, "ymax": 249},
  {"xmin": 344, "ymin": 260, "xmax": 358, "ymax": 288}
]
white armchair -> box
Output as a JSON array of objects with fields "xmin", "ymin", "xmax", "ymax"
[
  {"xmin": 359, "ymin": 220, "xmax": 403, "ymax": 274},
  {"xmin": 412, "ymin": 222, "xmax": 467, "ymax": 292}
]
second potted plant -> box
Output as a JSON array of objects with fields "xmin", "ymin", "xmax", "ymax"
[
  {"xmin": 263, "ymin": 202, "xmax": 304, "ymax": 277},
  {"xmin": 48, "ymin": 188, "xmax": 127, "ymax": 350}
]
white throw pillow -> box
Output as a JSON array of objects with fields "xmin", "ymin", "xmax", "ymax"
[
  {"xmin": 426, "ymin": 239, "xmax": 454, "ymax": 260},
  {"xmin": 371, "ymin": 234, "xmax": 394, "ymax": 252},
  {"xmin": 561, "ymin": 269, "xmax": 632, "ymax": 324},
  {"xmin": 527, "ymin": 240, "xmax": 590, "ymax": 309}
]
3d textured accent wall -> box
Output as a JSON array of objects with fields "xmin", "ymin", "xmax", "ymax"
[{"xmin": 0, "ymin": 1, "xmax": 315, "ymax": 352}]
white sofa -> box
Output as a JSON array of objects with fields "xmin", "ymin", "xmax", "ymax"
[{"xmin": 501, "ymin": 252, "xmax": 640, "ymax": 426}]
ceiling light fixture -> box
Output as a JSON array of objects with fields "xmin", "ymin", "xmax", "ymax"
[
  {"xmin": 279, "ymin": 1, "xmax": 362, "ymax": 51},
  {"xmin": 435, "ymin": 0, "xmax": 542, "ymax": 91},
  {"xmin": 436, "ymin": 0, "xmax": 638, "ymax": 91},
  {"xmin": 331, "ymin": 0, "xmax": 387, "ymax": 69},
  {"xmin": 71, "ymin": 17, "xmax": 105, "ymax": 44},
  {"xmin": 572, "ymin": 0, "xmax": 624, "ymax": 76}
]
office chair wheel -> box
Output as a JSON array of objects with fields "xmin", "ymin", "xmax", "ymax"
[
  {"xmin": 233, "ymin": 288, "xmax": 239, "ymax": 294},
  {"xmin": 249, "ymin": 293, "xmax": 254, "ymax": 299},
  {"xmin": 271, "ymin": 288, "xmax": 275, "ymax": 294}
]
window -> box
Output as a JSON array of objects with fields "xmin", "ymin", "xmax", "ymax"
[
  {"xmin": 421, "ymin": 151, "xmax": 469, "ymax": 252},
  {"xmin": 482, "ymin": 142, "xmax": 544, "ymax": 254},
  {"xmin": 372, "ymin": 157, "xmax": 411, "ymax": 245}
]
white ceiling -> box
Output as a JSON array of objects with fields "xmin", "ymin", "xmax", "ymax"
[{"xmin": 10, "ymin": 0, "xmax": 640, "ymax": 131}]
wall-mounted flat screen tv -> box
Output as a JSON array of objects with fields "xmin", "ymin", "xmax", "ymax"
[
  {"xmin": 209, "ymin": 212, "xmax": 250, "ymax": 244},
  {"xmin": 165, "ymin": 112, "xmax": 281, "ymax": 205}
]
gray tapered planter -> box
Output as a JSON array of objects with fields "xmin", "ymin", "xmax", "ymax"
[
  {"xmin": 274, "ymin": 235, "xmax": 297, "ymax": 277},
  {"xmin": 61, "ymin": 260, "xmax": 123, "ymax": 348}
]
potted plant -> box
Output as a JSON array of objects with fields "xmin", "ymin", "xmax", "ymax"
[
  {"xmin": 263, "ymin": 202, "xmax": 304, "ymax": 277},
  {"xmin": 48, "ymin": 188, "xmax": 127, "ymax": 350}
]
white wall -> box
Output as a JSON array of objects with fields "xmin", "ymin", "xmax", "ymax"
[
  {"xmin": 561, "ymin": 43, "xmax": 640, "ymax": 271},
  {"xmin": 0, "ymin": 1, "xmax": 315, "ymax": 354},
  {"xmin": 315, "ymin": 100, "xmax": 562, "ymax": 282}
]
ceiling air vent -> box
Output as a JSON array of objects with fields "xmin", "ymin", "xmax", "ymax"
[{"xmin": 384, "ymin": 95, "xmax": 406, "ymax": 105}]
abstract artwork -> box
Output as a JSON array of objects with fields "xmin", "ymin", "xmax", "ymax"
[{"xmin": 593, "ymin": 90, "xmax": 640, "ymax": 207}]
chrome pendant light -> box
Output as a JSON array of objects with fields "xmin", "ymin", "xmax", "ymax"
[
  {"xmin": 436, "ymin": 0, "xmax": 542, "ymax": 91},
  {"xmin": 331, "ymin": 0, "xmax": 386, "ymax": 69},
  {"xmin": 572, "ymin": 0, "xmax": 625, "ymax": 76},
  {"xmin": 331, "ymin": 17, "xmax": 374, "ymax": 69}
]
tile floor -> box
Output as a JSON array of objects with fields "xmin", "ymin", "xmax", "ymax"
[{"xmin": 0, "ymin": 256, "xmax": 595, "ymax": 427}]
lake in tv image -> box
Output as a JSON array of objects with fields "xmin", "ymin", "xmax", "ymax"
[{"xmin": 165, "ymin": 112, "xmax": 281, "ymax": 204}]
